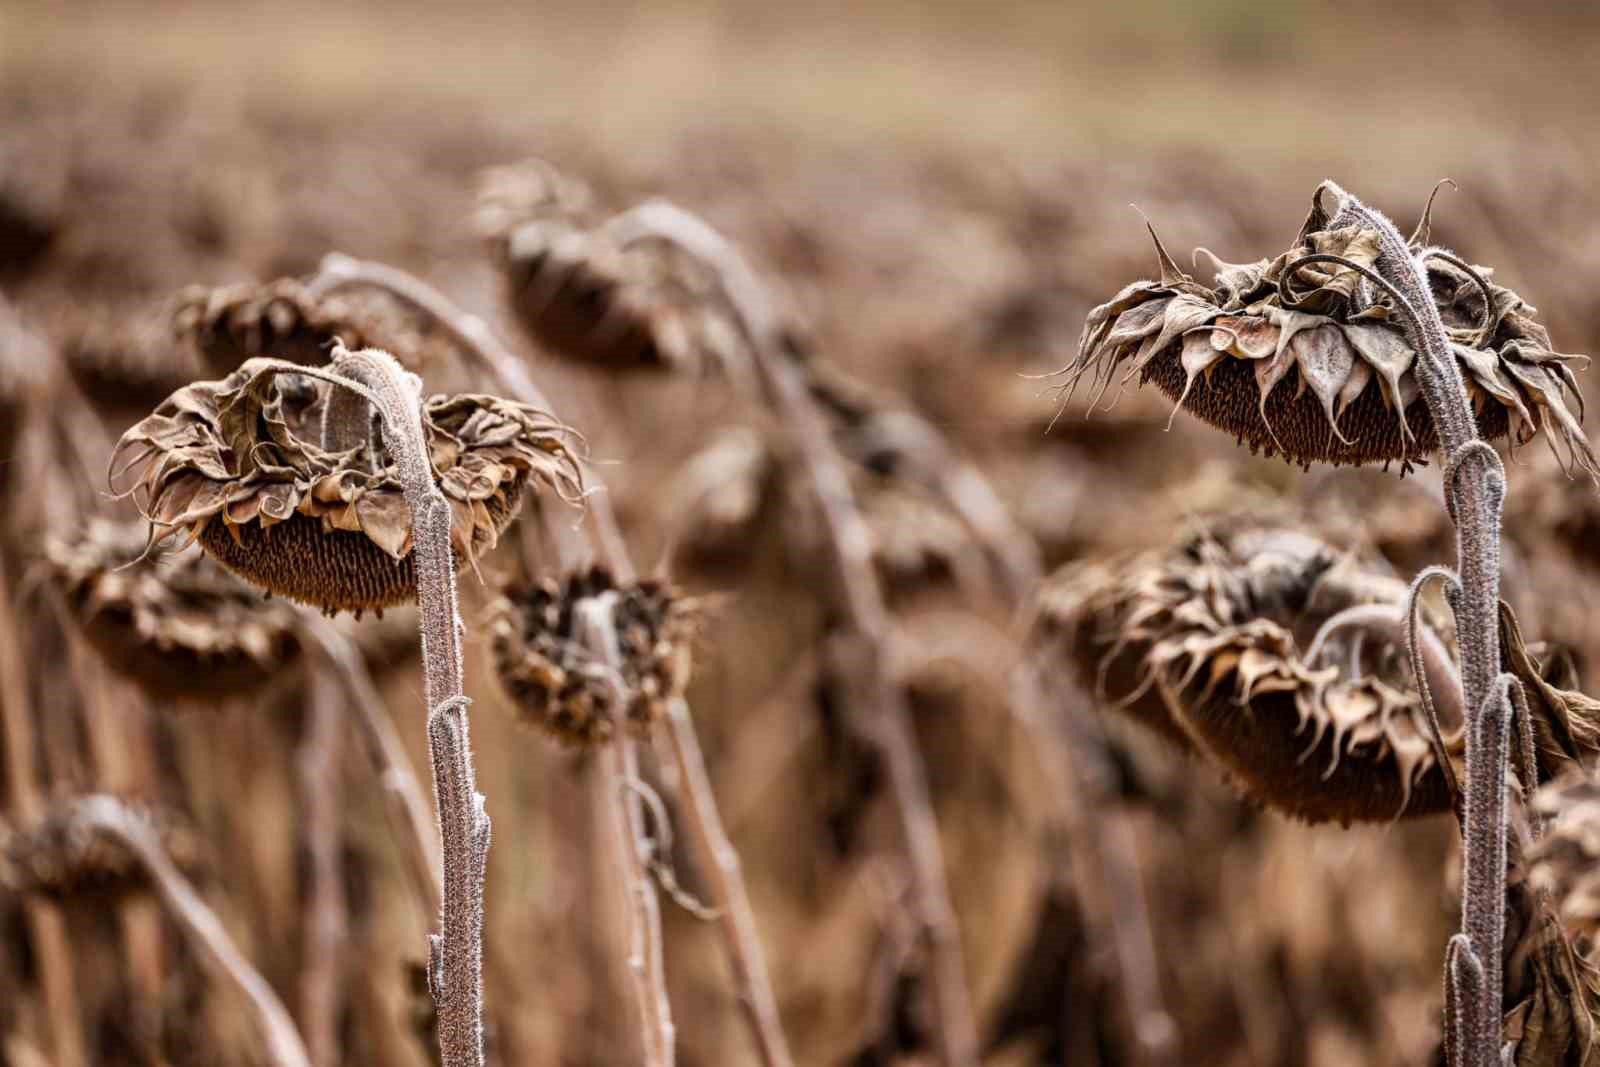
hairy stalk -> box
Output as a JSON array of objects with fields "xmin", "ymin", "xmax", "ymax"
[
  {"xmin": 297, "ymin": 613, "xmax": 443, "ymax": 921},
  {"xmin": 574, "ymin": 596, "xmax": 676, "ymax": 1067},
  {"xmin": 607, "ymin": 200, "xmax": 981, "ymax": 1067},
  {"xmin": 308, "ymin": 257, "xmax": 793, "ymax": 1067},
  {"xmin": 320, "ymin": 344, "xmax": 489, "ymax": 1067},
  {"xmin": 297, "ymin": 665, "xmax": 349, "ymax": 1067},
  {"xmin": 0, "ymin": 556, "xmax": 88, "ymax": 1067},
  {"xmin": 1320, "ymin": 183, "xmax": 1512, "ymax": 1066},
  {"xmin": 73, "ymin": 795, "xmax": 313, "ymax": 1067}
]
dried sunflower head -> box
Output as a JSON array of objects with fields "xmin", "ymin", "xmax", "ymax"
[
  {"xmin": 43, "ymin": 518, "xmax": 299, "ymax": 701},
  {"xmin": 109, "ymin": 356, "xmax": 583, "ymax": 615},
  {"xmin": 489, "ymin": 567, "xmax": 698, "ymax": 746},
  {"xmin": 1027, "ymin": 516, "xmax": 1456, "ymax": 825},
  {"xmin": 172, "ymin": 279, "xmax": 387, "ymax": 377},
  {"xmin": 1, "ymin": 795, "xmax": 201, "ymax": 902},
  {"xmin": 482, "ymin": 170, "xmax": 747, "ymax": 376},
  {"xmin": 1061, "ymin": 185, "xmax": 1596, "ymax": 473}
]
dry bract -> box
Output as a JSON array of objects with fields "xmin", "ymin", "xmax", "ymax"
[
  {"xmin": 1, "ymin": 796, "xmax": 200, "ymax": 902},
  {"xmin": 489, "ymin": 567, "xmax": 698, "ymax": 746},
  {"xmin": 1028, "ymin": 517, "xmax": 1457, "ymax": 824},
  {"xmin": 43, "ymin": 518, "xmax": 299, "ymax": 701},
  {"xmin": 109, "ymin": 357, "xmax": 583, "ymax": 615},
  {"xmin": 1060, "ymin": 188, "xmax": 1597, "ymax": 473}
]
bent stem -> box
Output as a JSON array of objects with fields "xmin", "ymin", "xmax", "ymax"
[
  {"xmin": 72, "ymin": 795, "xmax": 312, "ymax": 1067},
  {"xmin": 1322, "ymin": 183, "xmax": 1512, "ymax": 1067},
  {"xmin": 321, "ymin": 344, "xmax": 489, "ymax": 1067},
  {"xmin": 308, "ymin": 257, "xmax": 793, "ymax": 1067},
  {"xmin": 608, "ymin": 201, "xmax": 981, "ymax": 1067}
]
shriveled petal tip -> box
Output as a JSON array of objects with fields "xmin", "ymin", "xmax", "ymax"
[{"xmin": 1291, "ymin": 325, "xmax": 1357, "ymax": 445}]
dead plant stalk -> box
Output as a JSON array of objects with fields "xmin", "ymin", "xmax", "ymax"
[
  {"xmin": 602, "ymin": 201, "xmax": 982, "ymax": 1067},
  {"xmin": 308, "ymin": 255, "xmax": 795, "ymax": 1067}
]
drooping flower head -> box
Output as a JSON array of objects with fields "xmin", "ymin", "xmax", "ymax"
[
  {"xmin": 109, "ymin": 355, "xmax": 583, "ymax": 615},
  {"xmin": 1060, "ymin": 185, "xmax": 1596, "ymax": 474},
  {"xmin": 1027, "ymin": 514, "xmax": 1459, "ymax": 824},
  {"xmin": 489, "ymin": 567, "xmax": 698, "ymax": 747}
]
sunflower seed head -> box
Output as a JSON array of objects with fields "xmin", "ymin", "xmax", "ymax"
[
  {"xmin": 109, "ymin": 355, "xmax": 584, "ymax": 615},
  {"xmin": 1, "ymin": 795, "xmax": 201, "ymax": 902},
  {"xmin": 1027, "ymin": 515, "xmax": 1457, "ymax": 825},
  {"xmin": 173, "ymin": 278, "xmax": 386, "ymax": 376},
  {"xmin": 1061, "ymin": 186, "xmax": 1596, "ymax": 475},
  {"xmin": 489, "ymin": 567, "xmax": 698, "ymax": 747},
  {"xmin": 43, "ymin": 518, "xmax": 300, "ymax": 701}
]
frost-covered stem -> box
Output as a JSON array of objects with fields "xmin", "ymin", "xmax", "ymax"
[
  {"xmin": 325, "ymin": 344, "xmax": 488, "ymax": 1067},
  {"xmin": 298, "ymin": 613, "xmax": 443, "ymax": 921},
  {"xmin": 1325, "ymin": 184, "xmax": 1509, "ymax": 1066},
  {"xmin": 73, "ymin": 795, "xmax": 312, "ymax": 1067},
  {"xmin": 574, "ymin": 597, "xmax": 675, "ymax": 1067},
  {"xmin": 312, "ymin": 257, "xmax": 791, "ymax": 1064},
  {"xmin": 297, "ymin": 665, "xmax": 349, "ymax": 1067},
  {"xmin": 663, "ymin": 697, "xmax": 793, "ymax": 1067},
  {"xmin": 607, "ymin": 201, "xmax": 981, "ymax": 1067}
]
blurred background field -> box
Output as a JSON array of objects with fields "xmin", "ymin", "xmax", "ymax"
[{"xmin": 3, "ymin": 2, "xmax": 1600, "ymax": 1066}]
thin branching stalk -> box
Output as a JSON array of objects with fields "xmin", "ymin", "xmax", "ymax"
[
  {"xmin": 0, "ymin": 556, "xmax": 88, "ymax": 1067},
  {"xmin": 605, "ymin": 201, "xmax": 982, "ymax": 1067},
  {"xmin": 310, "ymin": 345, "xmax": 491, "ymax": 1067},
  {"xmin": 574, "ymin": 596, "xmax": 676, "ymax": 1067},
  {"xmin": 1319, "ymin": 183, "xmax": 1514, "ymax": 1067},
  {"xmin": 72, "ymin": 795, "xmax": 313, "ymax": 1067},
  {"xmin": 297, "ymin": 664, "xmax": 349, "ymax": 1067},
  {"xmin": 298, "ymin": 613, "xmax": 443, "ymax": 921},
  {"xmin": 307, "ymin": 256, "xmax": 794, "ymax": 1067}
]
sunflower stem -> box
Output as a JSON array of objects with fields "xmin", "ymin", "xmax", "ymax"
[
  {"xmin": 326, "ymin": 344, "xmax": 488, "ymax": 1067},
  {"xmin": 605, "ymin": 200, "xmax": 982, "ymax": 1067},
  {"xmin": 1324, "ymin": 183, "xmax": 1510, "ymax": 1067}
]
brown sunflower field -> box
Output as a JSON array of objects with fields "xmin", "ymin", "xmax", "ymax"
[{"xmin": 5, "ymin": 2, "xmax": 1600, "ymax": 1066}]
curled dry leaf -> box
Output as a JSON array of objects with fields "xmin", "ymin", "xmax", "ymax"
[
  {"xmin": 1501, "ymin": 602, "xmax": 1600, "ymax": 784},
  {"xmin": 1027, "ymin": 516, "xmax": 1457, "ymax": 825},
  {"xmin": 1059, "ymin": 186, "xmax": 1597, "ymax": 474},
  {"xmin": 489, "ymin": 567, "xmax": 699, "ymax": 746},
  {"xmin": 43, "ymin": 518, "xmax": 300, "ymax": 701},
  {"xmin": 1, "ymin": 795, "xmax": 201, "ymax": 902},
  {"xmin": 109, "ymin": 356, "xmax": 583, "ymax": 615}
]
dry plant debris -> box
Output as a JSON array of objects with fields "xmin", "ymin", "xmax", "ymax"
[
  {"xmin": 173, "ymin": 279, "xmax": 387, "ymax": 377},
  {"xmin": 109, "ymin": 356, "xmax": 583, "ymax": 614},
  {"xmin": 489, "ymin": 567, "xmax": 698, "ymax": 746}
]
